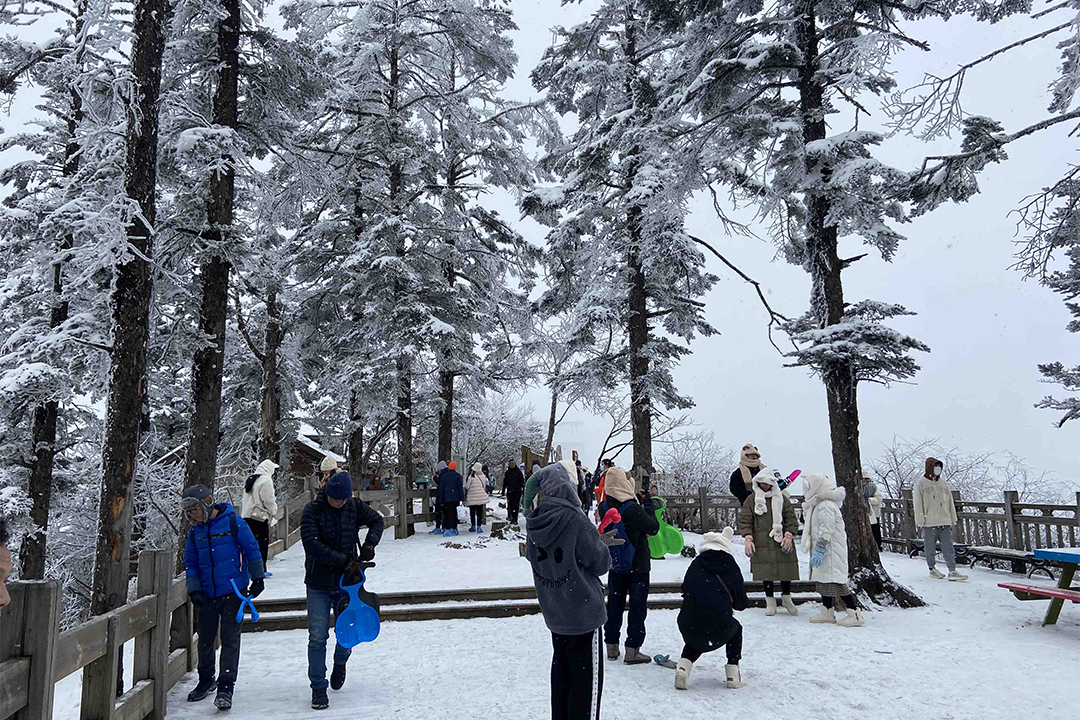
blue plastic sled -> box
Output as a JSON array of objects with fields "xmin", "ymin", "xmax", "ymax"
[
  {"xmin": 230, "ymin": 579, "xmax": 260, "ymax": 624},
  {"xmin": 334, "ymin": 570, "xmax": 380, "ymax": 648}
]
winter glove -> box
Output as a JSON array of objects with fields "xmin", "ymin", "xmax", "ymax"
[
  {"xmin": 810, "ymin": 539, "xmax": 828, "ymax": 567},
  {"xmin": 743, "ymin": 536, "xmax": 755, "ymax": 557},
  {"xmin": 188, "ymin": 590, "xmax": 207, "ymax": 607},
  {"xmin": 600, "ymin": 529, "xmax": 626, "ymax": 547},
  {"xmin": 359, "ymin": 543, "xmax": 376, "ymax": 562},
  {"xmin": 248, "ymin": 578, "xmax": 264, "ymax": 598},
  {"xmin": 781, "ymin": 533, "xmax": 794, "ymax": 553},
  {"xmin": 343, "ymin": 559, "xmax": 361, "ymax": 583}
]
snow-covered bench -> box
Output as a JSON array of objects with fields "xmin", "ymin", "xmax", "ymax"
[
  {"xmin": 906, "ymin": 538, "xmax": 972, "ymax": 563},
  {"xmin": 969, "ymin": 546, "xmax": 1055, "ymax": 579}
]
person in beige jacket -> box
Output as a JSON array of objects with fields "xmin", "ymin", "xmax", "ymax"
[
  {"xmin": 913, "ymin": 457, "xmax": 967, "ymax": 581},
  {"xmin": 465, "ymin": 462, "xmax": 490, "ymax": 533},
  {"xmin": 241, "ymin": 459, "xmax": 280, "ymax": 564}
]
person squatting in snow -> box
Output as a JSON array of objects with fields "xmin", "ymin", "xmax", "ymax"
[
  {"xmin": 737, "ymin": 468, "xmax": 800, "ymax": 616},
  {"xmin": 181, "ymin": 484, "xmax": 267, "ymax": 710},
  {"xmin": 801, "ymin": 474, "xmax": 865, "ymax": 627},
  {"xmin": 465, "ymin": 462, "xmax": 491, "ymax": 533},
  {"xmin": 914, "ymin": 457, "xmax": 968, "ymax": 582},
  {"xmin": 675, "ymin": 527, "xmax": 748, "ymax": 691},
  {"xmin": 597, "ymin": 466, "xmax": 660, "ymax": 664},
  {"xmin": 526, "ymin": 459, "xmax": 624, "ymax": 720},
  {"xmin": 301, "ymin": 465, "xmax": 385, "ymax": 710}
]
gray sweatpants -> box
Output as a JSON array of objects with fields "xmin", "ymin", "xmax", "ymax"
[{"xmin": 923, "ymin": 525, "xmax": 956, "ymax": 571}]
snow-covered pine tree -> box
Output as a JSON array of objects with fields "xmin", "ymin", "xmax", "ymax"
[{"xmin": 525, "ymin": 0, "xmax": 718, "ymax": 481}]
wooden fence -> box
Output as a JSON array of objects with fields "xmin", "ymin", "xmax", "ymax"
[{"xmin": 661, "ymin": 487, "xmax": 1080, "ymax": 553}]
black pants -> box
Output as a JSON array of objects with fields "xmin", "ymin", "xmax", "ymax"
[
  {"xmin": 507, "ymin": 493, "xmax": 522, "ymax": 524},
  {"xmin": 443, "ymin": 501, "xmax": 459, "ymax": 530},
  {"xmin": 432, "ymin": 496, "xmax": 443, "ymax": 529},
  {"xmin": 197, "ymin": 594, "xmax": 243, "ymax": 688},
  {"xmin": 551, "ymin": 630, "xmax": 603, "ymax": 720},
  {"xmin": 761, "ymin": 580, "xmax": 791, "ymax": 597},
  {"xmin": 470, "ymin": 505, "xmax": 485, "ymax": 526},
  {"xmin": 247, "ymin": 518, "xmax": 270, "ymax": 564},
  {"xmin": 872, "ymin": 523, "xmax": 882, "ymax": 551},
  {"xmin": 604, "ymin": 571, "xmax": 649, "ymax": 648},
  {"xmin": 681, "ymin": 621, "xmax": 742, "ymax": 665}
]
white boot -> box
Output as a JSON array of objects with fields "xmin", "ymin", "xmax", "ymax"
[
  {"xmin": 809, "ymin": 606, "xmax": 836, "ymax": 624},
  {"xmin": 725, "ymin": 664, "xmax": 747, "ymax": 689},
  {"xmin": 781, "ymin": 594, "xmax": 799, "ymax": 616},
  {"xmin": 838, "ymin": 609, "xmax": 865, "ymax": 627},
  {"xmin": 764, "ymin": 596, "xmax": 777, "ymax": 616},
  {"xmin": 674, "ymin": 658, "xmax": 693, "ymax": 690}
]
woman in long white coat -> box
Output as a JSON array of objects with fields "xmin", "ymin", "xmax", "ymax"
[
  {"xmin": 801, "ymin": 473, "xmax": 865, "ymax": 627},
  {"xmin": 241, "ymin": 459, "xmax": 279, "ymax": 564}
]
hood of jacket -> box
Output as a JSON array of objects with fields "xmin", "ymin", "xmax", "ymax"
[
  {"xmin": 436, "ymin": 461, "xmax": 448, "ymax": 473},
  {"xmin": 256, "ymin": 459, "xmax": 278, "ymax": 477},
  {"xmin": 699, "ymin": 527, "xmax": 735, "ymax": 557},
  {"xmin": 924, "ymin": 457, "xmax": 942, "ymax": 480},
  {"xmin": 525, "ymin": 463, "xmax": 583, "ymax": 546},
  {"xmin": 604, "ymin": 467, "xmax": 635, "ymax": 502}
]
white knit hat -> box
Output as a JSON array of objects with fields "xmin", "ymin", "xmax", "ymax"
[
  {"xmin": 699, "ymin": 527, "xmax": 735, "ymax": 556},
  {"xmin": 320, "ymin": 456, "xmax": 339, "ymax": 473}
]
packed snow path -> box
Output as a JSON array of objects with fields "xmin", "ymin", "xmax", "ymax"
[{"xmin": 54, "ymin": 504, "xmax": 1079, "ymax": 720}]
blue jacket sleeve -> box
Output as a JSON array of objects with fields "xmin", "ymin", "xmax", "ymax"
[
  {"xmin": 235, "ymin": 516, "xmax": 266, "ymax": 578},
  {"xmin": 301, "ymin": 503, "xmax": 348, "ymax": 568},
  {"xmin": 357, "ymin": 500, "xmax": 385, "ymax": 548},
  {"xmin": 184, "ymin": 530, "xmax": 200, "ymax": 594}
]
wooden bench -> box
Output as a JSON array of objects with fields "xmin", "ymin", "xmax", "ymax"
[
  {"xmin": 907, "ymin": 538, "xmax": 971, "ymax": 563},
  {"xmin": 969, "ymin": 546, "xmax": 1056, "ymax": 579}
]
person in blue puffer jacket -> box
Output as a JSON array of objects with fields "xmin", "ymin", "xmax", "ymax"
[{"xmin": 182, "ymin": 484, "xmax": 266, "ymax": 710}]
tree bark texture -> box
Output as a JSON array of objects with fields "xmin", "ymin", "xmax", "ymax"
[
  {"xmin": 543, "ymin": 388, "xmax": 558, "ymax": 461},
  {"xmin": 348, "ymin": 391, "xmax": 365, "ymax": 478},
  {"xmin": 795, "ymin": 0, "xmax": 922, "ymax": 607},
  {"xmin": 437, "ymin": 368, "xmax": 454, "ymax": 463},
  {"xmin": 396, "ymin": 355, "xmax": 413, "ymax": 485},
  {"xmin": 258, "ymin": 288, "xmax": 282, "ymax": 464},
  {"xmin": 183, "ymin": 0, "xmax": 240, "ymax": 491},
  {"xmin": 90, "ymin": 0, "xmax": 166, "ymax": 618}
]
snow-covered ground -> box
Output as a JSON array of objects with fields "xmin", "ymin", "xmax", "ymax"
[{"xmin": 56, "ymin": 501, "xmax": 1079, "ymax": 720}]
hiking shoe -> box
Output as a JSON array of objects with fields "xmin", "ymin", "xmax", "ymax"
[
  {"xmin": 214, "ymin": 690, "xmax": 232, "ymax": 710},
  {"xmin": 928, "ymin": 567, "xmax": 946, "ymax": 579},
  {"xmin": 606, "ymin": 643, "xmax": 620, "ymax": 660},
  {"xmin": 948, "ymin": 570, "xmax": 968, "ymax": 582},
  {"xmin": 187, "ymin": 679, "xmax": 216, "ymax": 702},
  {"xmin": 624, "ymin": 646, "xmax": 651, "ymax": 665},
  {"xmin": 311, "ymin": 689, "xmax": 329, "ymax": 710},
  {"xmin": 330, "ymin": 663, "xmax": 346, "ymax": 691}
]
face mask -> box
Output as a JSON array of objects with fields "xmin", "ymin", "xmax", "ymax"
[{"xmin": 933, "ymin": 467, "xmax": 942, "ymax": 477}]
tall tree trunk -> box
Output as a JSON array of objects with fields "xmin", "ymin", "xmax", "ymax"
[
  {"xmin": 543, "ymin": 388, "xmax": 558, "ymax": 461},
  {"xmin": 795, "ymin": 0, "xmax": 922, "ymax": 607},
  {"xmin": 396, "ymin": 356, "xmax": 413, "ymax": 485},
  {"xmin": 183, "ymin": 0, "xmax": 240, "ymax": 491},
  {"xmin": 437, "ymin": 369, "xmax": 454, "ymax": 462},
  {"xmin": 258, "ymin": 288, "xmax": 282, "ymax": 464},
  {"xmin": 22, "ymin": 0, "xmax": 90, "ymax": 580},
  {"xmin": 90, "ymin": 0, "xmax": 166, "ymax": 620},
  {"xmin": 348, "ymin": 390, "xmax": 364, "ymax": 477}
]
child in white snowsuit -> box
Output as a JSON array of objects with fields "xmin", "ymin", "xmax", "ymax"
[{"xmin": 801, "ymin": 473, "xmax": 865, "ymax": 627}]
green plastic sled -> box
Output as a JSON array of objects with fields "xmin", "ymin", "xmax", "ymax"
[{"xmin": 648, "ymin": 497, "xmax": 684, "ymax": 559}]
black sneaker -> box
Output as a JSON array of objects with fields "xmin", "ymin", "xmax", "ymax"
[
  {"xmin": 311, "ymin": 688, "xmax": 329, "ymax": 710},
  {"xmin": 187, "ymin": 679, "xmax": 217, "ymax": 702},
  {"xmin": 330, "ymin": 663, "xmax": 347, "ymax": 690}
]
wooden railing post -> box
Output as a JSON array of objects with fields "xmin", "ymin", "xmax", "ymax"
[
  {"xmin": 396, "ymin": 480, "xmax": 411, "ymax": 539},
  {"xmin": 900, "ymin": 488, "xmax": 916, "ymax": 540},
  {"xmin": 0, "ymin": 580, "xmax": 60, "ymax": 720},
  {"xmin": 951, "ymin": 490, "xmax": 964, "ymax": 543},
  {"xmin": 133, "ymin": 550, "xmax": 171, "ymax": 720},
  {"xmin": 698, "ymin": 486, "xmax": 711, "ymax": 533},
  {"xmin": 282, "ymin": 501, "xmax": 291, "ymax": 550},
  {"xmin": 81, "ymin": 613, "xmax": 121, "ymax": 720},
  {"xmin": 1003, "ymin": 490, "xmax": 1025, "ymax": 573}
]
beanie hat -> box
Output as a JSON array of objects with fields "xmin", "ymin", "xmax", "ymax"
[
  {"xmin": 325, "ymin": 472, "xmax": 353, "ymax": 500},
  {"xmin": 321, "ymin": 456, "xmax": 339, "ymax": 473},
  {"xmin": 448, "ymin": 461, "xmax": 457, "ymax": 471},
  {"xmin": 700, "ymin": 527, "xmax": 735, "ymax": 556},
  {"xmin": 604, "ymin": 467, "xmax": 635, "ymax": 502}
]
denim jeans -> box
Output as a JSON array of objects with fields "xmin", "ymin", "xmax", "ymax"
[
  {"xmin": 604, "ymin": 571, "xmax": 650, "ymax": 648},
  {"xmin": 923, "ymin": 525, "xmax": 956, "ymax": 571},
  {"xmin": 307, "ymin": 587, "xmax": 353, "ymax": 690}
]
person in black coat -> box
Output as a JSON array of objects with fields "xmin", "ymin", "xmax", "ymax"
[
  {"xmin": 435, "ymin": 461, "xmax": 465, "ymax": 536},
  {"xmin": 597, "ymin": 467, "xmax": 659, "ymax": 664},
  {"xmin": 675, "ymin": 528, "xmax": 748, "ymax": 690},
  {"xmin": 729, "ymin": 443, "xmax": 764, "ymax": 505},
  {"xmin": 301, "ymin": 471, "xmax": 384, "ymax": 709},
  {"xmin": 503, "ymin": 461, "xmax": 526, "ymax": 525}
]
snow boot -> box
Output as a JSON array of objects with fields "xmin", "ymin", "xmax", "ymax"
[
  {"xmin": 330, "ymin": 663, "xmax": 347, "ymax": 690},
  {"xmin": 725, "ymin": 664, "xmax": 747, "ymax": 689},
  {"xmin": 928, "ymin": 567, "xmax": 946, "ymax": 579},
  {"xmin": 311, "ymin": 689, "xmax": 329, "ymax": 710},
  {"xmin": 606, "ymin": 643, "xmax": 620, "ymax": 660},
  {"xmin": 948, "ymin": 570, "xmax": 968, "ymax": 582},
  {"xmin": 764, "ymin": 596, "xmax": 777, "ymax": 616},
  {"xmin": 781, "ymin": 594, "xmax": 799, "ymax": 616},
  {"xmin": 838, "ymin": 609, "xmax": 865, "ymax": 627},
  {"xmin": 187, "ymin": 678, "xmax": 217, "ymax": 702},
  {"xmin": 624, "ymin": 646, "xmax": 651, "ymax": 665},
  {"xmin": 674, "ymin": 659, "xmax": 693, "ymax": 690},
  {"xmin": 809, "ymin": 606, "xmax": 836, "ymax": 624},
  {"xmin": 429, "ymin": 527, "xmax": 443, "ymax": 535},
  {"xmin": 214, "ymin": 681, "xmax": 233, "ymax": 710}
]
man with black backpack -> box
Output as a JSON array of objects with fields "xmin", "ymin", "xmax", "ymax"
[{"xmin": 597, "ymin": 467, "xmax": 659, "ymax": 664}]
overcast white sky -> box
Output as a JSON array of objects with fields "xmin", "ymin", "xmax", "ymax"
[{"xmin": 2, "ymin": 1, "xmax": 1076, "ymax": 489}]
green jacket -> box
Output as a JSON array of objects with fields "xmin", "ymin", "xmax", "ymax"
[
  {"xmin": 737, "ymin": 494, "xmax": 800, "ymax": 582},
  {"xmin": 522, "ymin": 474, "xmax": 541, "ymax": 518}
]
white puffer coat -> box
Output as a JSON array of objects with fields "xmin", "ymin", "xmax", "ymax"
[
  {"xmin": 241, "ymin": 459, "xmax": 279, "ymax": 523},
  {"xmin": 801, "ymin": 474, "xmax": 850, "ymax": 585},
  {"xmin": 465, "ymin": 463, "xmax": 490, "ymax": 506}
]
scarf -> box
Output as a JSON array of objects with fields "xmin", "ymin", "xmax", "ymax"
[
  {"xmin": 752, "ymin": 468, "xmax": 785, "ymax": 543},
  {"xmin": 738, "ymin": 443, "xmax": 761, "ymax": 490}
]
